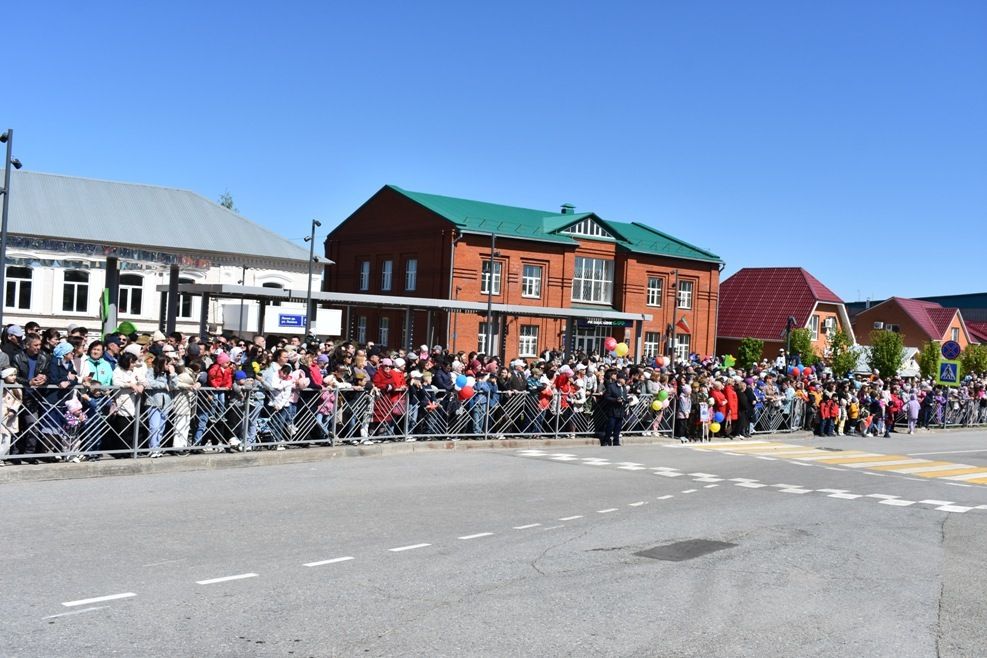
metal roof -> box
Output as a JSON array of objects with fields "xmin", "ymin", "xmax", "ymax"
[
  {"xmin": 3, "ymin": 169, "xmax": 313, "ymax": 271},
  {"xmin": 162, "ymin": 283, "xmax": 653, "ymax": 322}
]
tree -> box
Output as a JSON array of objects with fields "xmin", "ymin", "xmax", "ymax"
[
  {"xmin": 218, "ymin": 189, "xmax": 238, "ymax": 212},
  {"xmin": 961, "ymin": 344, "xmax": 987, "ymax": 376},
  {"xmin": 868, "ymin": 330, "xmax": 905, "ymax": 378},
  {"xmin": 736, "ymin": 337, "xmax": 763, "ymax": 369},
  {"xmin": 916, "ymin": 340, "xmax": 941, "ymax": 379},
  {"xmin": 827, "ymin": 328, "xmax": 860, "ymax": 378},
  {"xmin": 789, "ymin": 328, "xmax": 818, "ymax": 366}
]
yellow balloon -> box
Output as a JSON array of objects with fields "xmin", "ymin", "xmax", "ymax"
[
  {"xmin": 615, "ymin": 342, "xmax": 629, "ymax": 357},
  {"xmin": 709, "ymin": 422, "xmax": 721, "ymax": 433},
  {"xmin": 651, "ymin": 400, "xmax": 662, "ymax": 411}
]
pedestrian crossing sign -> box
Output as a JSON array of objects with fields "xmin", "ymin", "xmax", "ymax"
[{"xmin": 936, "ymin": 359, "xmax": 961, "ymax": 386}]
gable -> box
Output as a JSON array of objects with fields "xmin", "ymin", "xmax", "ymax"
[{"xmin": 558, "ymin": 217, "xmax": 616, "ymax": 240}]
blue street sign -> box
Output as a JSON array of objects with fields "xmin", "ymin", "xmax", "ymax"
[
  {"xmin": 938, "ymin": 361, "xmax": 959, "ymax": 384},
  {"xmin": 941, "ymin": 340, "xmax": 961, "ymax": 360},
  {"xmin": 278, "ymin": 314, "xmax": 306, "ymax": 328}
]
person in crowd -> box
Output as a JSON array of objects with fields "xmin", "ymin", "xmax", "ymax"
[
  {"xmin": 144, "ymin": 354, "xmax": 178, "ymax": 458},
  {"xmin": 109, "ymin": 351, "xmax": 144, "ymax": 458}
]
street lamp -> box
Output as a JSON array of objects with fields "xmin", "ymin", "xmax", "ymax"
[
  {"xmin": 0, "ymin": 129, "xmax": 24, "ymax": 328},
  {"xmin": 303, "ymin": 219, "xmax": 322, "ymax": 337},
  {"xmin": 485, "ymin": 232, "xmax": 501, "ymax": 358}
]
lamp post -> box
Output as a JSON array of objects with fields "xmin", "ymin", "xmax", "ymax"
[
  {"xmin": 303, "ymin": 219, "xmax": 322, "ymax": 338},
  {"xmin": 485, "ymin": 232, "xmax": 500, "ymax": 358},
  {"xmin": 0, "ymin": 129, "xmax": 24, "ymax": 329}
]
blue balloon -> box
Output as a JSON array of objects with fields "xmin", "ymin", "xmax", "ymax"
[
  {"xmin": 714, "ymin": 411, "xmax": 725, "ymax": 423},
  {"xmin": 455, "ymin": 374, "xmax": 468, "ymax": 388}
]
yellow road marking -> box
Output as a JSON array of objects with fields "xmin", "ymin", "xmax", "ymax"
[
  {"xmin": 916, "ymin": 467, "xmax": 987, "ymax": 479},
  {"xmin": 810, "ymin": 454, "xmax": 911, "ymax": 464},
  {"xmin": 868, "ymin": 460, "xmax": 952, "ymax": 472}
]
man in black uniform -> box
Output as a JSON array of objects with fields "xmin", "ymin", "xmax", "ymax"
[{"xmin": 601, "ymin": 369, "xmax": 628, "ymax": 446}]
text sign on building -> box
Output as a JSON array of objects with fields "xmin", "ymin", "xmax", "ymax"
[
  {"xmin": 576, "ymin": 318, "xmax": 632, "ymax": 329},
  {"xmin": 278, "ymin": 314, "xmax": 306, "ymax": 328},
  {"xmin": 936, "ymin": 359, "xmax": 961, "ymax": 387},
  {"xmin": 941, "ymin": 340, "xmax": 961, "ymax": 360}
]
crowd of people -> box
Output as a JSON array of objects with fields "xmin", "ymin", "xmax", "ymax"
[{"xmin": 1, "ymin": 319, "xmax": 985, "ymax": 465}]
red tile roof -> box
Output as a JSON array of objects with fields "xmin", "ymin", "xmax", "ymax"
[
  {"xmin": 967, "ymin": 322, "xmax": 987, "ymax": 344},
  {"xmin": 885, "ymin": 297, "xmax": 959, "ymax": 342},
  {"xmin": 718, "ymin": 267, "xmax": 844, "ymax": 340}
]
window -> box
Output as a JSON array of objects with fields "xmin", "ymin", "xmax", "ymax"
[
  {"xmin": 560, "ymin": 218, "xmax": 614, "ymax": 239},
  {"xmin": 405, "ymin": 258, "xmax": 417, "ymax": 291},
  {"xmin": 119, "ymin": 274, "xmax": 143, "ymax": 316},
  {"xmin": 644, "ymin": 332, "xmax": 661, "ymax": 357},
  {"xmin": 477, "ymin": 321, "xmax": 499, "ymax": 355},
  {"xmin": 521, "ymin": 264, "xmax": 542, "ymax": 298},
  {"xmin": 676, "ymin": 280, "xmax": 693, "ymax": 309},
  {"xmin": 674, "ymin": 333, "xmax": 690, "ymax": 361},
  {"xmin": 5, "ymin": 266, "xmax": 32, "ymax": 310},
  {"xmin": 62, "ymin": 270, "xmax": 89, "ymax": 313},
  {"xmin": 481, "ymin": 261, "xmax": 502, "ymax": 295},
  {"xmin": 379, "ymin": 317, "xmax": 389, "ymax": 345},
  {"xmin": 381, "ymin": 260, "xmax": 393, "ymax": 291},
  {"xmin": 162, "ymin": 277, "xmax": 196, "ymax": 319},
  {"xmin": 952, "ymin": 327, "xmax": 960, "ymax": 342},
  {"xmin": 358, "ymin": 261, "xmax": 370, "ymax": 291},
  {"xmin": 646, "ymin": 277, "xmax": 663, "ymax": 307},
  {"xmin": 519, "ymin": 325, "xmax": 539, "ymax": 357},
  {"xmin": 808, "ymin": 314, "xmax": 820, "ymax": 341},
  {"xmin": 262, "ymin": 281, "xmax": 284, "ymax": 307},
  {"xmin": 356, "ymin": 316, "xmax": 367, "ymax": 343},
  {"xmin": 822, "ymin": 316, "xmax": 836, "ymax": 336},
  {"xmin": 571, "ymin": 257, "xmax": 614, "ymax": 304}
]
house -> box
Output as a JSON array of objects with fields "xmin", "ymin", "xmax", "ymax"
[
  {"xmin": 850, "ymin": 297, "xmax": 972, "ymax": 350},
  {"xmin": 324, "ymin": 185, "xmax": 723, "ymax": 360},
  {"xmin": 716, "ymin": 267, "xmax": 855, "ymax": 360}
]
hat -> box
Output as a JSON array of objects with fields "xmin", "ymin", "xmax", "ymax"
[
  {"xmin": 316, "ymin": 354, "xmax": 329, "ymax": 364},
  {"xmin": 136, "ymin": 334, "xmax": 152, "ymax": 346},
  {"xmin": 116, "ymin": 321, "xmax": 138, "ymax": 337},
  {"xmin": 234, "ymin": 370, "xmax": 247, "ymax": 381},
  {"xmin": 104, "ymin": 334, "xmax": 121, "ymax": 347},
  {"xmin": 407, "ymin": 352, "xmax": 419, "ymax": 361},
  {"xmin": 381, "ymin": 358, "xmax": 393, "ymax": 367},
  {"xmin": 152, "ymin": 330, "xmax": 166, "ymax": 342},
  {"xmin": 420, "ymin": 345, "xmax": 429, "ymax": 352},
  {"xmin": 410, "ymin": 370, "xmax": 423, "ymax": 379},
  {"xmin": 6, "ymin": 325, "xmax": 24, "ymax": 338},
  {"xmin": 53, "ymin": 342, "xmax": 74, "ymax": 360},
  {"xmin": 511, "ymin": 359, "xmax": 525, "ymax": 367},
  {"xmin": 187, "ymin": 342, "xmax": 200, "ymax": 357},
  {"xmin": 393, "ymin": 357, "xmax": 405, "ymax": 369},
  {"xmin": 486, "ymin": 362, "xmax": 499, "ymax": 373},
  {"xmin": 162, "ymin": 344, "xmax": 177, "ymax": 355},
  {"xmin": 123, "ymin": 344, "xmax": 143, "ymax": 357},
  {"xmin": 215, "ymin": 352, "xmax": 231, "ymax": 366},
  {"xmin": 1, "ymin": 367, "xmax": 16, "ymax": 379},
  {"xmin": 66, "ymin": 323, "xmax": 79, "ymax": 332}
]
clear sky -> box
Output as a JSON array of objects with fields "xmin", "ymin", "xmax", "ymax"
[{"xmin": 6, "ymin": 1, "xmax": 985, "ymax": 301}]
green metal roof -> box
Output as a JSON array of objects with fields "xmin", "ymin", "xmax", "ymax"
[{"xmin": 387, "ymin": 185, "xmax": 722, "ymax": 263}]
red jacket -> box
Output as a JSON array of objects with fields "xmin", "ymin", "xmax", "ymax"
[
  {"xmin": 207, "ymin": 363, "xmax": 232, "ymax": 389},
  {"xmin": 725, "ymin": 386, "xmax": 739, "ymax": 421}
]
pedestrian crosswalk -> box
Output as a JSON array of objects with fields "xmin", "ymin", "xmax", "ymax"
[{"xmin": 692, "ymin": 441, "xmax": 987, "ymax": 485}]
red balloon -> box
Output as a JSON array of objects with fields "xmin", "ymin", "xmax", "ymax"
[
  {"xmin": 603, "ymin": 337, "xmax": 617, "ymax": 352},
  {"xmin": 804, "ymin": 366, "xmax": 814, "ymax": 375},
  {"xmin": 458, "ymin": 385, "xmax": 475, "ymax": 400},
  {"xmin": 791, "ymin": 367, "xmax": 801, "ymax": 378},
  {"xmin": 655, "ymin": 356, "xmax": 665, "ymax": 367}
]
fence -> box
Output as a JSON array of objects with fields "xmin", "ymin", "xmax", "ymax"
[{"xmin": 0, "ymin": 384, "xmax": 982, "ymax": 463}]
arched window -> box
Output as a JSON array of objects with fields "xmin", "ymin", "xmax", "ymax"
[
  {"xmin": 119, "ymin": 273, "xmax": 143, "ymax": 316},
  {"xmin": 5, "ymin": 266, "xmax": 32, "ymax": 310},
  {"xmin": 261, "ymin": 281, "xmax": 284, "ymax": 307},
  {"xmin": 62, "ymin": 270, "xmax": 90, "ymax": 313}
]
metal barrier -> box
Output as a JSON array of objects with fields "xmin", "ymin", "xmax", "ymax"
[{"xmin": 3, "ymin": 382, "xmax": 984, "ymax": 463}]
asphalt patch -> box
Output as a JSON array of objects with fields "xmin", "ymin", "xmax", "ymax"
[{"xmin": 634, "ymin": 539, "xmax": 737, "ymax": 562}]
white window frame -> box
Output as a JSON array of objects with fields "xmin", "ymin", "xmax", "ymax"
[
  {"xmin": 5, "ymin": 266, "xmax": 32, "ymax": 310},
  {"xmin": 478, "ymin": 321, "xmax": 500, "ymax": 355},
  {"xmin": 521, "ymin": 264, "xmax": 542, "ymax": 298},
  {"xmin": 823, "ymin": 316, "xmax": 836, "ymax": 336},
  {"xmin": 571, "ymin": 257, "xmax": 614, "ymax": 305},
  {"xmin": 481, "ymin": 261, "xmax": 502, "ymax": 296},
  {"xmin": 381, "ymin": 260, "xmax": 393, "ymax": 292},
  {"xmin": 809, "ymin": 314, "xmax": 820, "ymax": 341},
  {"xmin": 646, "ymin": 277, "xmax": 663, "ymax": 307},
  {"xmin": 676, "ymin": 280, "xmax": 694, "ymax": 310},
  {"xmin": 118, "ymin": 273, "xmax": 144, "ymax": 316},
  {"xmin": 405, "ymin": 258, "xmax": 417, "ymax": 292},
  {"xmin": 519, "ymin": 324, "xmax": 539, "ymax": 357},
  {"xmin": 674, "ymin": 333, "xmax": 690, "ymax": 361},
  {"xmin": 952, "ymin": 327, "xmax": 959, "ymax": 342},
  {"xmin": 356, "ymin": 316, "xmax": 367, "ymax": 343},
  {"xmin": 358, "ymin": 260, "xmax": 370, "ymax": 291},
  {"xmin": 379, "ymin": 317, "xmax": 390, "ymax": 345},
  {"xmin": 644, "ymin": 331, "xmax": 661, "ymax": 357},
  {"xmin": 561, "ymin": 218, "xmax": 614, "ymax": 239},
  {"xmin": 62, "ymin": 270, "xmax": 90, "ymax": 314}
]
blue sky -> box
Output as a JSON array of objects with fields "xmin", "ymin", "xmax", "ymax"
[{"xmin": 6, "ymin": 1, "xmax": 986, "ymax": 301}]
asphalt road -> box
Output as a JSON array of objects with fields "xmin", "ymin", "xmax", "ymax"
[{"xmin": 3, "ymin": 429, "xmax": 987, "ymax": 657}]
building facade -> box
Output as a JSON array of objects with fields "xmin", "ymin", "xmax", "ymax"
[
  {"xmin": 325, "ymin": 185, "xmax": 722, "ymax": 359},
  {"xmin": 850, "ymin": 297, "xmax": 971, "ymax": 350}
]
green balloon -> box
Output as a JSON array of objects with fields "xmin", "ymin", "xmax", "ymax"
[{"xmin": 657, "ymin": 390, "xmax": 669, "ymax": 401}]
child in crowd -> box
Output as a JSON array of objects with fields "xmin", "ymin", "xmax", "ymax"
[{"xmin": 906, "ymin": 393, "xmax": 921, "ymax": 434}]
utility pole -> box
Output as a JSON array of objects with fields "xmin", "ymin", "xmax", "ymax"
[
  {"xmin": 0, "ymin": 129, "xmax": 24, "ymax": 329},
  {"xmin": 304, "ymin": 219, "xmax": 322, "ymax": 337}
]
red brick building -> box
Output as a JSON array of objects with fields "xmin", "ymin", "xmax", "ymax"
[
  {"xmin": 324, "ymin": 185, "xmax": 723, "ymax": 360},
  {"xmin": 851, "ymin": 297, "xmax": 972, "ymax": 350}
]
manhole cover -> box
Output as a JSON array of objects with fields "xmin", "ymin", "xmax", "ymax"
[{"xmin": 634, "ymin": 539, "xmax": 737, "ymax": 562}]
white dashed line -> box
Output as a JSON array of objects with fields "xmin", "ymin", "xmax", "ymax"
[
  {"xmin": 792, "ymin": 461, "xmax": 813, "ymax": 466},
  {"xmin": 542, "ymin": 525, "xmax": 565, "ymax": 530},
  {"xmin": 558, "ymin": 515, "xmax": 584, "ymax": 521},
  {"xmin": 629, "ymin": 501, "xmax": 647, "ymax": 507},
  {"xmin": 688, "ymin": 472, "xmax": 718, "ymax": 477},
  {"xmin": 946, "ymin": 482, "xmax": 973, "ymax": 488},
  {"xmin": 514, "ymin": 523, "xmax": 542, "ymax": 530},
  {"xmin": 655, "ymin": 472, "xmax": 683, "ymax": 477},
  {"xmin": 817, "ymin": 489, "xmax": 849, "ymax": 493},
  {"xmin": 62, "ymin": 593, "xmax": 135, "ymax": 607},
  {"xmin": 878, "ymin": 499, "xmax": 915, "ymax": 507},
  {"xmin": 680, "ymin": 489, "xmax": 697, "ymax": 494},
  {"xmin": 755, "ymin": 456, "xmax": 777, "ymax": 461},
  {"xmin": 735, "ymin": 482, "xmax": 767, "ymax": 488},
  {"xmin": 778, "ymin": 488, "xmax": 812, "ymax": 494},
  {"xmin": 657, "ymin": 495, "xmax": 674, "ymax": 500},
  {"xmin": 704, "ymin": 484, "xmax": 719, "ymax": 489},
  {"xmin": 937, "ymin": 505, "xmax": 973, "ymax": 513},
  {"xmin": 919, "ymin": 500, "xmax": 954, "ymax": 506},
  {"xmin": 729, "ymin": 478, "xmax": 759, "ymax": 482},
  {"xmin": 597, "ymin": 508, "xmax": 619, "ymax": 514},
  {"xmin": 196, "ymin": 573, "xmax": 257, "ymax": 585},
  {"xmin": 458, "ymin": 532, "xmax": 494, "ymax": 540},
  {"xmin": 823, "ymin": 467, "xmax": 846, "ymax": 471},
  {"xmin": 388, "ymin": 543, "xmax": 432, "ymax": 552},
  {"xmin": 769, "ymin": 484, "xmax": 800, "ymax": 488},
  {"xmin": 304, "ymin": 556, "xmax": 355, "ymax": 567},
  {"xmin": 44, "ymin": 606, "xmax": 109, "ymax": 619},
  {"xmin": 618, "ymin": 465, "xmax": 647, "ymax": 471},
  {"xmin": 828, "ymin": 493, "xmax": 862, "ymax": 500},
  {"xmin": 865, "ymin": 494, "xmax": 900, "ymax": 500}
]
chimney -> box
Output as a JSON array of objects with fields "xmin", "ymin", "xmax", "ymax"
[{"xmin": 560, "ymin": 203, "xmax": 575, "ymax": 215}]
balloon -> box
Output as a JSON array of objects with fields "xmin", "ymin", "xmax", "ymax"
[
  {"xmin": 804, "ymin": 366, "xmax": 814, "ymax": 375},
  {"xmin": 657, "ymin": 389, "xmax": 669, "ymax": 401},
  {"xmin": 655, "ymin": 356, "xmax": 665, "ymax": 367},
  {"xmin": 714, "ymin": 411, "xmax": 724, "ymax": 423},
  {"xmin": 709, "ymin": 422, "xmax": 721, "ymax": 433},
  {"xmin": 615, "ymin": 342, "xmax": 629, "ymax": 357},
  {"xmin": 663, "ymin": 399, "xmax": 671, "ymax": 409},
  {"xmin": 791, "ymin": 367, "xmax": 801, "ymax": 378},
  {"xmin": 708, "ymin": 397, "xmax": 715, "ymax": 405},
  {"xmin": 651, "ymin": 400, "xmax": 663, "ymax": 411},
  {"xmin": 458, "ymin": 385, "xmax": 474, "ymax": 400},
  {"xmin": 455, "ymin": 374, "xmax": 467, "ymax": 388},
  {"xmin": 603, "ymin": 337, "xmax": 617, "ymax": 352},
  {"xmin": 466, "ymin": 376, "xmax": 476, "ymax": 387}
]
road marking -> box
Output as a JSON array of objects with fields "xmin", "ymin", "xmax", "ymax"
[
  {"xmin": 558, "ymin": 515, "xmax": 583, "ymax": 521},
  {"xmin": 976, "ymin": 505, "xmax": 987, "ymax": 510},
  {"xmin": 844, "ymin": 459, "xmax": 928, "ymax": 469},
  {"xmin": 655, "ymin": 472, "xmax": 683, "ymax": 477},
  {"xmin": 823, "ymin": 467, "xmax": 846, "ymax": 471},
  {"xmin": 704, "ymin": 484, "xmax": 719, "ymax": 488},
  {"xmin": 735, "ymin": 482, "xmax": 767, "ymax": 488},
  {"xmin": 618, "ymin": 465, "xmax": 647, "ymax": 470},
  {"xmin": 919, "ymin": 500, "xmax": 954, "ymax": 506},
  {"xmin": 878, "ymin": 499, "xmax": 915, "ymax": 507},
  {"xmin": 937, "ymin": 505, "xmax": 973, "ymax": 513},
  {"xmin": 196, "ymin": 573, "xmax": 258, "ymax": 585},
  {"xmin": 514, "ymin": 523, "xmax": 542, "ymax": 529},
  {"xmin": 681, "ymin": 489, "xmax": 697, "ymax": 494},
  {"xmin": 779, "ymin": 488, "xmax": 812, "ymax": 494},
  {"xmin": 688, "ymin": 472, "xmax": 718, "ymax": 477},
  {"xmin": 828, "ymin": 493, "xmax": 862, "ymax": 499},
  {"xmin": 44, "ymin": 606, "xmax": 109, "ymax": 619},
  {"xmin": 693, "ymin": 477, "xmax": 724, "ymax": 482},
  {"xmin": 304, "ymin": 556, "xmax": 354, "ymax": 567},
  {"xmin": 793, "ymin": 453, "xmax": 885, "ymax": 462},
  {"xmin": 586, "ymin": 461, "xmax": 613, "ymax": 466},
  {"xmin": 916, "ymin": 467, "xmax": 987, "ymax": 479},
  {"xmin": 657, "ymin": 495, "xmax": 674, "ymax": 500},
  {"xmin": 755, "ymin": 456, "xmax": 778, "ymax": 461},
  {"xmin": 769, "ymin": 484, "xmax": 800, "ymax": 488},
  {"xmin": 698, "ymin": 440, "xmax": 771, "ymax": 448},
  {"xmin": 817, "ymin": 489, "xmax": 848, "ymax": 493},
  {"xmin": 792, "ymin": 461, "xmax": 813, "ymax": 466},
  {"xmin": 629, "ymin": 501, "xmax": 647, "ymax": 507},
  {"xmin": 946, "ymin": 482, "xmax": 973, "ymax": 488},
  {"xmin": 870, "ymin": 461, "xmax": 956, "ymax": 473},
  {"xmin": 62, "ymin": 593, "xmax": 136, "ymax": 607},
  {"xmin": 388, "ymin": 543, "xmax": 432, "ymax": 552},
  {"xmin": 459, "ymin": 532, "xmax": 494, "ymax": 540},
  {"xmin": 597, "ymin": 508, "xmax": 619, "ymax": 514},
  {"xmin": 551, "ymin": 456, "xmax": 579, "ymax": 461},
  {"xmin": 908, "ymin": 449, "xmax": 987, "ymax": 456},
  {"xmin": 865, "ymin": 494, "xmax": 900, "ymax": 500},
  {"xmin": 943, "ymin": 472, "xmax": 987, "ymax": 481},
  {"xmin": 617, "ymin": 462, "xmax": 645, "ymax": 467},
  {"xmin": 729, "ymin": 478, "xmax": 759, "ymax": 482}
]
